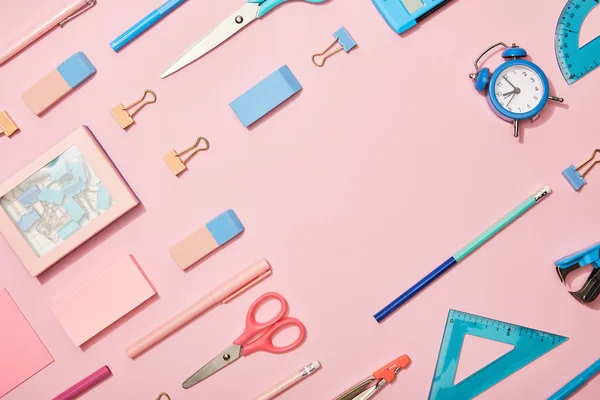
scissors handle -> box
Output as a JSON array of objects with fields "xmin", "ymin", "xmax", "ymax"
[
  {"xmin": 234, "ymin": 292, "xmax": 288, "ymax": 346},
  {"xmin": 241, "ymin": 317, "xmax": 306, "ymax": 356},
  {"xmin": 249, "ymin": 0, "xmax": 326, "ymax": 19}
]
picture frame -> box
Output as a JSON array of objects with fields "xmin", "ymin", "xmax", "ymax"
[{"xmin": 0, "ymin": 126, "xmax": 139, "ymax": 277}]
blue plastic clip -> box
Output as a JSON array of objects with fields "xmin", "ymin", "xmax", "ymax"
[
  {"xmin": 555, "ymin": 243, "xmax": 600, "ymax": 303},
  {"xmin": 562, "ymin": 150, "xmax": 600, "ymax": 191},
  {"xmin": 312, "ymin": 27, "xmax": 357, "ymax": 67}
]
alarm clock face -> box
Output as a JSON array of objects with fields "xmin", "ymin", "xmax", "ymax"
[{"xmin": 492, "ymin": 63, "xmax": 547, "ymax": 117}]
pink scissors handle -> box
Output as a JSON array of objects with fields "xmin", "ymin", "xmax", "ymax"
[{"xmin": 233, "ymin": 292, "xmax": 306, "ymax": 356}]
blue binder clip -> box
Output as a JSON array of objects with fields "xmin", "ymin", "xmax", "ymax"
[
  {"xmin": 312, "ymin": 27, "xmax": 357, "ymax": 67},
  {"xmin": 555, "ymin": 242, "xmax": 600, "ymax": 303},
  {"xmin": 563, "ymin": 149, "xmax": 600, "ymax": 191}
]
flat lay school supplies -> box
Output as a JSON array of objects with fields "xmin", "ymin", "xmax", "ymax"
[
  {"xmin": 182, "ymin": 292, "xmax": 306, "ymax": 389},
  {"xmin": 0, "ymin": 288, "xmax": 54, "ymax": 398},
  {"xmin": 110, "ymin": 0, "xmax": 189, "ymax": 51},
  {"xmin": 0, "ymin": 126, "xmax": 139, "ymax": 277},
  {"xmin": 0, "ymin": 0, "xmax": 96, "ymax": 65},
  {"xmin": 254, "ymin": 361, "xmax": 321, "ymax": 400},
  {"xmin": 126, "ymin": 259, "xmax": 272, "ymax": 358},
  {"xmin": 0, "ymin": 111, "xmax": 19, "ymax": 138},
  {"xmin": 372, "ymin": 0, "xmax": 451, "ymax": 34},
  {"xmin": 230, "ymin": 65, "xmax": 302, "ymax": 127},
  {"xmin": 469, "ymin": 43, "xmax": 563, "ymax": 138},
  {"xmin": 52, "ymin": 366, "xmax": 112, "ymax": 400},
  {"xmin": 110, "ymin": 90, "xmax": 157, "ymax": 129},
  {"xmin": 374, "ymin": 186, "xmax": 551, "ymax": 322},
  {"xmin": 555, "ymin": 0, "xmax": 600, "ymax": 84},
  {"xmin": 160, "ymin": 0, "xmax": 326, "ymax": 78},
  {"xmin": 163, "ymin": 137, "xmax": 210, "ymax": 176},
  {"xmin": 51, "ymin": 254, "xmax": 156, "ymax": 346},
  {"xmin": 562, "ymin": 149, "xmax": 600, "ymax": 191},
  {"xmin": 312, "ymin": 27, "xmax": 357, "ymax": 67},
  {"xmin": 555, "ymin": 242, "xmax": 600, "ymax": 304},
  {"xmin": 169, "ymin": 209, "xmax": 244, "ymax": 269},
  {"xmin": 548, "ymin": 359, "xmax": 600, "ymax": 400},
  {"xmin": 22, "ymin": 52, "xmax": 96, "ymax": 115},
  {"xmin": 429, "ymin": 310, "xmax": 567, "ymax": 399},
  {"xmin": 334, "ymin": 355, "xmax": 410, "ymax": 400}
]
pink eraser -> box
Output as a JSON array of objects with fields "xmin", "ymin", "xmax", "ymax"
[
  {"xmin": 51, "ymin": 255, "xmax": 156, "ymax": 346},
  {"xmin": 53, "ymin": 366, "xmax": 112, "ymax": 400},
  {"xmin": 22, "ymin": 52, "xmax": 96, "ymax": 115},
  {"xmin": 169, "ymin": 209, "xmax": 244, "ymax": 270}
]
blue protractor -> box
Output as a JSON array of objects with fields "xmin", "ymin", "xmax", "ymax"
[{"xmin": 555, "ymin": 0, "xmax": 600, "ymax": 84}]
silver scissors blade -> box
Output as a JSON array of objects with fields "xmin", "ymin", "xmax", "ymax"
[
  {"xmin": 182, "ymin": 344, "xmax": 242, "ymax": 389},
  {"xmin": 161, "ymin": 3, "xmax": 259, "ymax": 78}
]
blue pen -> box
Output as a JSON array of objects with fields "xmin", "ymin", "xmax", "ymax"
[
  {"xmin": 374, "ymin": 187, "xmax": 551, "ymax": 323},
  {"xmin": 548, "ymin": 359, "xmax": 600, "ymax": 400},
  {"xmin": 110, "ymin": 0, "xmax": 188, "ymax": 52}
]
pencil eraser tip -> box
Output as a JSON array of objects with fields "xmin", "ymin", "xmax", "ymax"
[
  {"xmin": 543, "ymin": 186, "xmax": 552, "ymax": 194},
  {"xmin": 312, "ymin": 361, "xmax": 321, "ymax": 369}
]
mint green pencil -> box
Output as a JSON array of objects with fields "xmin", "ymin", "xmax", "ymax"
[{"xmin": 374, "ymin": 186, "xmax": 552, "ymax": 322}]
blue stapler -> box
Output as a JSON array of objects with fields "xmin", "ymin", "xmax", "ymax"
[
  {"xmin": 555, "ymin": 243, "xmax": 600, "ymax": 304},
  {"xmin": 372, "ymin": 0, "xmax": 452, "ymax": 34}
]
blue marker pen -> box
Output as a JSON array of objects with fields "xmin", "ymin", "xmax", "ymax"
[
  {"xmin": 548, "ymin": 359, "xmax": 600, "ymax": 400},
  {"xmin": 110, "ymin": 0, "xmax": 188, "ymax": 51}
]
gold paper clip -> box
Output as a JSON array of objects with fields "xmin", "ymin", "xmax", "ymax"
[
  {"xmin": 111, "ymin": 89, "xmax": 157, "ymax": 129},
  {"xmin": 163, "ymin": 137, "xmax": 210, "ymax": 176},
  {"xmin": 156, "ymin": 393, "xmax": 171, "ymax": 400},
  {"xmin": 0, "ymin": 111, "xmax": 19, "ymax": 138},
  {"xmin": 312, "ymin": 27, "xmax": 357, "ymax": 67}
]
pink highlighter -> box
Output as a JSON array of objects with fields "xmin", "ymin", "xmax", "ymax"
[
  {"xmin": 53, "ymin": 366, "xmax": 111, "ymax": 400},
  {"xmin": 22, "ymin": 52, "xmax": 96, "ymax": 115}
]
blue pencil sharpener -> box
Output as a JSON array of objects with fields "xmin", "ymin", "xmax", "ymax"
[{"xmin": 372, "ymin": 0, "xmax": 451, "ymax": 33}]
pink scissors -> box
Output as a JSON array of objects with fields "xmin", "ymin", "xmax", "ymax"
[{"xmin": 182, "ymin": 292, "xmax": 306, "ymax": 389}]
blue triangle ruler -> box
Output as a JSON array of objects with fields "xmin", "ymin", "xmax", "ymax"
[
  {"xmin": 555, "ymin": 0, "xmax": 600, "ymax": 84},
  {"xmin": 429, "ymin": 309, "xmax": 568, "ymax": 399}
]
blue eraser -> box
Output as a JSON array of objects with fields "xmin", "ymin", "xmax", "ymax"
[
  {"xmin": 56, "ymin": 52, "xmax": 96, "ymax": 89},
  {"xmin": 562, "ymin": 165, "xmax": 586, "ymax": 191},
  {"xmin": 230, "ymin": 65, "xmax": 302, "ymax": 127},
  {"xmin": 334, "ymin": 27, "xmax": 357, "ymax": 52},
  {"xmin": 206, "ymin": 209, "xmax": 245, "ymax": 246}
]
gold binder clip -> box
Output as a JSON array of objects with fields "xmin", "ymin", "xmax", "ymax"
[
  {"xmin": 0, "ymin": 111, "xmax": 19, "ymax": 138},
  {"xmin": 156, "ymin": 393, "xmax": 171, "ymax": 400},
  {"xmin": 111, "ymin": 89, "xmax": 157, "ymax": 129},
  {"xmin": 163, "ymin": 137, "xmax": 210, "ymax": 176}
]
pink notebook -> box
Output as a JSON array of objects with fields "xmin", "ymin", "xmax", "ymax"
[
  {"xmin": 0, "ymin": 288, "xmax": 54, "ymax": 398},
  {"xmin": 51, "ymin": 255, "xmax": 156, "ymax": 346}
]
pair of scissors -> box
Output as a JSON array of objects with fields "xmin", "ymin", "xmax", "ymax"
[
  {"xmin": 160, "ymin": 0, "xmax": 327, "ymax": 78},
  {"xmin": 182, "ymin": 292, "xmax": 307, "ymax": 389}
]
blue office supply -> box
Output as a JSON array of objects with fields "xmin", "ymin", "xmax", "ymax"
[
  {"xmin": 63, "ymin": 180, "xmax": 85, "ymax": 197},
  {"xmin": 549, "ymin": 359, "xmax": 600, "ymax": 400},
  {"xmin": 429, "ymin": 310, "xmax": 567, "ymax": 399},
  {"xmin": 50, "ymin": 161, "xmax": 70, "ymax": 180},
  {"xmin": 374, "ymin": 187, "xmax": 551, "ymax": 323},
  {"xmin": 469, "ymin": 42, "xmax": 563, "ymax": 138},
  {"xmin": 562, "ymin": 150, "xmax": 600, "ymax": 191},
  {"xmin": 312, "ymin": 27, "xmax": 357, "ymax": 67},
  {"xmin": 97, "ymin": 184, "xmax": 112, "ymax": 210},
  {"xmin": 58, "ymin": 220, "xmax": 81, "ymax": 240},
  {"xmin": 230, "ymin": 65, "xmax": 302, "ymax": 127},
  {"xmin": 18, "ymin": 187, "xmax": 40, "ymax": 206},
  {"xmin": 56, "ymin": 52, "xmax": 96, "ymax": 89},
  {"xmin": 206, "ymin": 209, "xmax": 245, "ymax": 245},
  {"xmin": 555, "ymin": 242, "xmax": 600, "ymax": 304},
  {"xmin": 64, "ymin": 198, "xmax": 86, "ymax": 221},
  {"xmin": 555, "ymin": 0, "xmax": 600, "ymax": 84},
  {"xmin": 70, "ymin": 160, "xmax": 87, "ymax": 183},
  {"xmin": 39, "ymin": 188, "xmax": 65, "ymax": 205},
  {"xmin": 110, "ymin": 0, "xmax": 188, "ymax": 51},
  {"xmin": 17, "ymin": 209, "xmax": 40, "ymax": 232},
  {"xmin": 372, "ymin": 0, "xmax": 451, "ymax": 33}
]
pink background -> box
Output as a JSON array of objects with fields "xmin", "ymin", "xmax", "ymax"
[{"xmin": 1, "ymin": 0, "xmax": 600, "ymax": 399}]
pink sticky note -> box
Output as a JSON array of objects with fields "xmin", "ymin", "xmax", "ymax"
[
  {"xmin": 0, "ymin": 288, "xmax": 54, "ymax": 398},
  {"xmin": 51, "ymin": 255, "xmax": 156, "ymax": 346}
]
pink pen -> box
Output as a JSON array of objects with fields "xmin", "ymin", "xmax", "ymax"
[
  {"xmin": 53, "ymin": 366, "xmax": 112, "ymax": 400},
  {"xmin": 125, "ymin": 259, "xmax": 272, "ymax": 358},
  {"xmin": 0, "ymin": 0, "xmax": 96, "ymax": 66}
]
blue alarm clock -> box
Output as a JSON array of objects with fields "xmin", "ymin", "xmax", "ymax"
[{"xmin": 469, "ymin": 42, "xmax": 564, "ymax": 138}]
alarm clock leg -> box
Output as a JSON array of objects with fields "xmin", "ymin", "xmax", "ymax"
[
  {"xmin": 513, "ymin": 120, "xmax": 519, "ymax": 138},
  {"xmin": 549, "ymin": 95, "xmax": 564, "ymax": 102}
]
